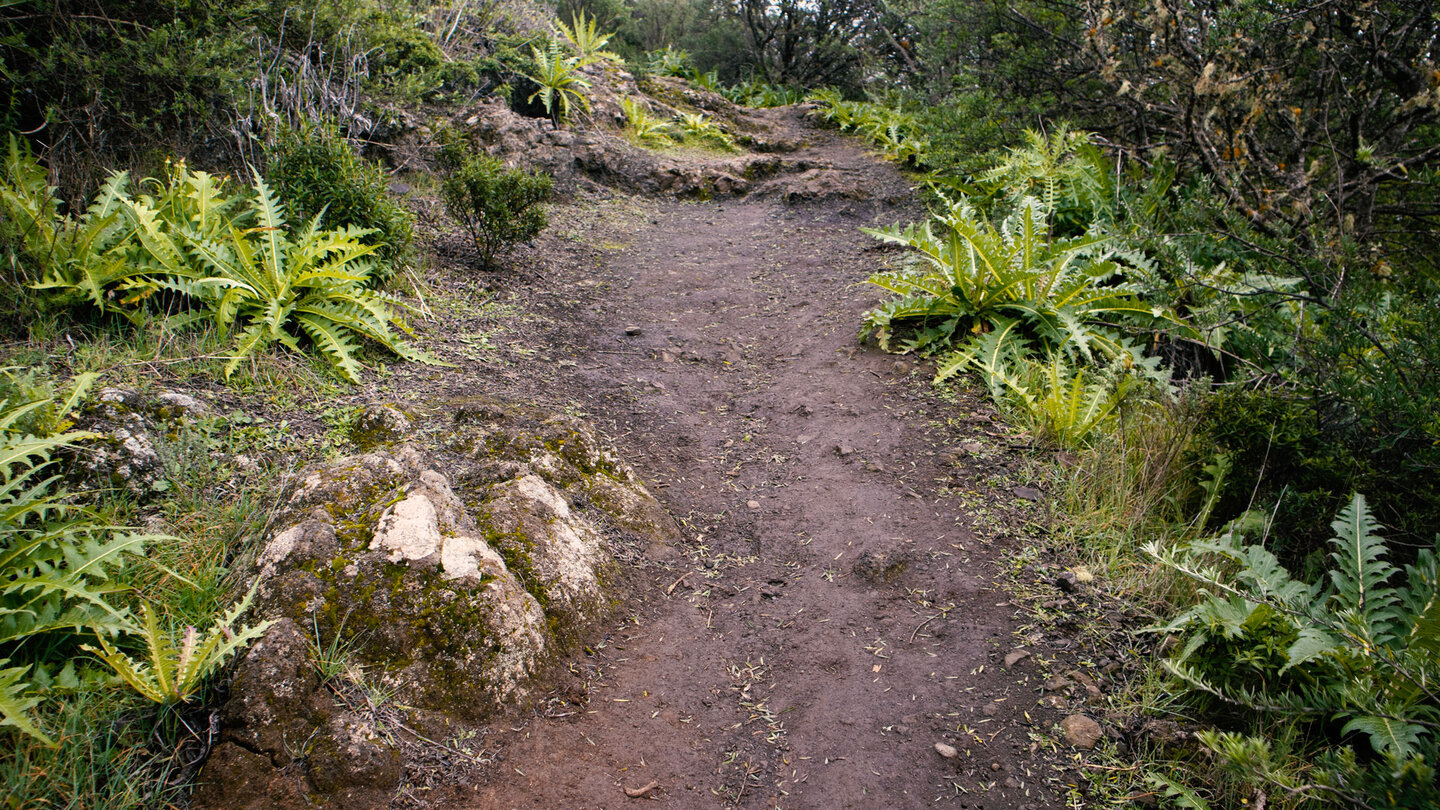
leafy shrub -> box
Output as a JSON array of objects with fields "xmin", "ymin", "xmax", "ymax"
[
  {"xmin": 2, "ymin": 140, "xmax": 433, "ymax": 383},
  {"xmin": 1152, "ymin": 494, "xmax": 1440, "ymax": 807},
  {"xmin": 647, "ymin": 45, "xmax": 694, "ymax": 77},
  {"xmin": 0, "ymin": 374, "xmax": 146, "ymax": 744},
  {"xmin": 264, "ymin": 122, "xmax": 413, "ymax": 284},
  {"xmin": 723, "ymin": 78, "xmax": 802, "ymax": 108},
  {"xmin": 437, "ymin": 138, "xmax": 554, "ymax": 269},
  {"xmin": 86, "ymin": 592, "xmax": 271, "ymax": 706},
  {"xmin": 805, "ymin": 91, "xmax": 928, "ymax": 165}
]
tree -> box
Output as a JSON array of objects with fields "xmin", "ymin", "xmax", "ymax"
[{"xmin": 728, "ymin": 0, "xmax": 873, "ymax": 88}]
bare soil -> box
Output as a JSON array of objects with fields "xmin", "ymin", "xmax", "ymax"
[{"xmin": 373, "ymin": 115, "xmax": 1066, "ymax": 809}]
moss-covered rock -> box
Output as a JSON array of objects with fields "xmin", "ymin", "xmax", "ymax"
[{"xmin": 201, "ymin": 402, "xmax": 679, "ymax": 805}]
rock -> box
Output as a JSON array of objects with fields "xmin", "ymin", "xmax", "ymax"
[
  {"xmin": 217, "ymin": 619, "xmax": 327, "ymax": 766},
  {"xmin": 625, "ymin": 325, "xmax": 643, "ymax": 336},
  {"xmin": 1004, "ymin": 648, "xmax": 1031, "ymax": 668},
  {"xmin": 205, "ymin": 401, "xmax": 682, "ymax": 805},
  {"xmin": 934, "ymin": 742, "xmax": 959, "ymax": 759},
  {"xmin": 1137, "ymin": 719, "xmax": 1196, "ymax": 756},
  {"xmin": 1068, "ymin": 669, "xmax": 1102, "ymax": 700},
  {"xmin": 1043, "ymin": 674, "xmax": 1071, "ymax": 692},
  {"xmin": 1004, "ymin": 776, "xmax": 1023, "ymax": 790},
  {"xmin": 1060, "ymin": 714, "xmax": 1104, "ymax": 750},
  {"xmin": 351, "ymin": 404, "xmax": 411, "ymax": 448},
  {"xmin": 1055, "ymin": 571, "xmax": 1080, "ymax": 593},
  {"xmin": 852, "ymin": 550, "xmax": 909, "ymax": 585},
  {"xmin": 1013, "ymin": 486, "xmax": 1043, "ymax": 501},
  {"xmin": 746, "ymin": 500, "xmax": 760, "ymax": 509},
  {"xmin": 306, "ymin": 713, "xmax": 403, "ymax": 793},
  {"xmin": 74, "ymin": 407, "xmax": 165, "ymax": 497},
  {"xmin": 835, "ymin": 444, "xmax": 855, "ymax": 457},
  {"xmin": 154, "ymin": 391, "xmax": 207, "ymax": 418}
]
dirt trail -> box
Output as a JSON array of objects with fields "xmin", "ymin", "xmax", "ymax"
[{"xmin": 421, "ymin": 122, "xmax": 1058, "ymax": 809}]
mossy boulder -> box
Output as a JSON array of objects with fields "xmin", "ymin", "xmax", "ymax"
[{"xmin": 200, "ymin": 402, "xmax": 678, "ymax": 805}]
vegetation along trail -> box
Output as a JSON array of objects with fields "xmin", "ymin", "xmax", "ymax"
[{"xmin": 444, "ymin": 118, "xmax": 1059, "ymax": 809}]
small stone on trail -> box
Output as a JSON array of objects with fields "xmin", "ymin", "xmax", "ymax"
[
  {"xmin": 934, "ymin": 742, "xmax": 958, "ymax": 759},
  {"xmin": 1060, "ymin": 714, "xmax": 1104, "ymax": 750},
  {"xmin": 625, "ymin": 325, "xmax": 643, "ymax": 336},
  {"xmin": 1043, "ymin": 674, "xmax": 1070, "ymax": 692},
  {"xmin": 836, "ymin": 444, "xmax": 855, "ymax": 457},
  {"xmin": 746, "ymin": 500, "xmax": 760, "ymax": 509},
  {"xmin": 982, "ymin": 703, "xmax": 999, "ymax": 717},
  {"xmin": 1055, "ymin": 571, "xmax": 1080, "ymax": 593},
  {"xmin": 797, "ymin": 434, "xmax": 814, "ymax": 445},
  {"xmin": 660, "ymin": 350, "xmax": 676, "ymax": 362},
  {"xmin": 1012, "ymin": 485, "xmax": 1043, "ymax": 501},
  {"xmin": 1004, "ymin": 648, "xmax": 1031, "ymax": 668}
]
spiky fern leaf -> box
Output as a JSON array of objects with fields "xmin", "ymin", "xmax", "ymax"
[
  {"xmin": 0, "ymin": 660, "xmax": 52, "ymax": 746},
  {"xmin": 1152, "ymin": 494, "xmax": 1440, "ymax": 793},
  {"xmin": 85, "ymin": 587, "xmax": 272, "ymax": 705}
]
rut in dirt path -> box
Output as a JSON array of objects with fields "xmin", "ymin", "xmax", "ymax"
[{"xmin": 455, "ymin": 131, "xmax": 1059, "ymax": 810}]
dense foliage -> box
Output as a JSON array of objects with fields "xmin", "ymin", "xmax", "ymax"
[
  {"xmin": 264, "ymin": 122, "xmax": 414, "ymax": 283},
  {"xmin": 1, "ymin": 138, "xmax": 432, "ymax": 383}
]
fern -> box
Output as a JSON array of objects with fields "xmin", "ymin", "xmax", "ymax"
[
  {"xmin": 620, "ymin": 97, "xmax": 675, "ymax": 146},
  {"xmin": 85, "ymin": 586, "xmax": 272, "ymax": 705},
  {"xmin": 552, "ymin": 11, "xmax": 623, "ymax": 65},
  {"xmin": 528, "ymin": 38, "xmax": 592, "ymax": 126},
  {"xmin": 1152, "ymin": 494, "xmax": 1440, "ymax": 803}
]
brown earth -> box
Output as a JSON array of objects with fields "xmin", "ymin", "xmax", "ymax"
[{"xmin": 347, "ymin": 112, "xmax": 1077, "ymax": 809}]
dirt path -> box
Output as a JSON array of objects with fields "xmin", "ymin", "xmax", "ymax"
[{"xmin": 409, "ymin": 123, "xmax": 1059, "ymax": 809}]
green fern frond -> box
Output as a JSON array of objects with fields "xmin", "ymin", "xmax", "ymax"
[{"xmin": 0, "ymin": 660, "xmax": 52, "ymax": 747}]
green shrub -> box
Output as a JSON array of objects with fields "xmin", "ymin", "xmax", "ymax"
[
  {"xmin": 1152, "ymin": 493, "xmax": 1440, "ymax": 807},
  {"xmin": 264, "ymin": 122, "xmax": 413, "ymax": 284},
  {"xmin": 437, "ymin": 138, "xmax": 554, "ymax": 270},
  {"xmin": 862, "ymin": 196, "xmax": 1172, "ymax": 362}
]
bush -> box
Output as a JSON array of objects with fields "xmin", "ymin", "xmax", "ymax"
[
  {"xmin": 437, "ymin": 137, "xmax": 554, "ymax": 269},
  {"xmin": 264, "ymin": 122, "xmax": 413, "ymax": 284}
]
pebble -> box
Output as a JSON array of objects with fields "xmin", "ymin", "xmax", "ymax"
[
  {"xmin": 746, "ymin": 500, "xmax": 760, "ymax": 509},
  {"xmin": 1060, "ymin": 714, "xmax": 1103, "ymax": 749},
  {"xmin": 1003, "ymin": 648, "xmax": 1030, "ymax": 668},
  {"xmin": 934, "ymin": 742, "xmax": 958, "ymax": 759},
  {"xmin": 1042, "ymin": 674, "xmax": 1070, "ymax": 692},
  {"xmin": 836, "ymin": 444, "xmax": 855, "ymax": 457},
  {"xmin": 1013, "ymin": 485, "xmax": 1043, "ymax": 501},
  {"xmin": 625, "ymin": 325, "xmax": 643, "ymax": 336}
]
